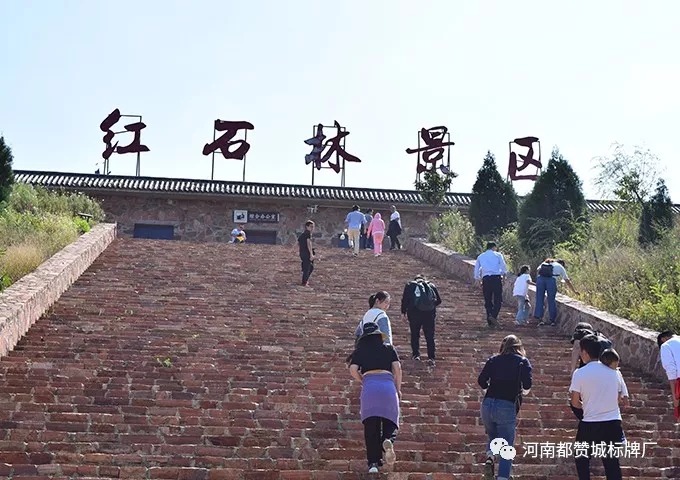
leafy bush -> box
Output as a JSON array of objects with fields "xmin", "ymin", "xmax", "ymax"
[
  {"xmin": 0, "ymin": 184, "xmax": 104, "ymax": 291},
  {"xmin": 415, "ymin": 169, "xmax": 457, "ymax": 206},
  {"xmin": 638, "ymin": 179, "xmax": 674, "ymax": 247},
  {"xmin": 496, "ymin": 224, "xmax": 545, "ymax": 276},
  {"xmin": 8, "ymin": 183, "xmax": 105, "ymax": 221},
  {"xmin": 427, "ymin": 209, "xmax": 480, "ymax": 257},
  {"xmin": 73, "ymin": 216, "xmax": 92, "ymax": 234},
  {"xmin": 518, "ymin": 148, "xmax": 589, "ymax": 254},
  {"xmin": 636, "ymin": 279, "xmax": 680, "ymax": 332},
  {"xmin": 429, "ymin": 206, "xmax": 680, "ymax": 332}
]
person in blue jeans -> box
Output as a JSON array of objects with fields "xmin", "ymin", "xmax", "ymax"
[
  {"xmin": 532, "ymin": 258, "xmax": 578, "ymax": 327},
  {"xmin": 478, "ymin": 335, "xmax": 533, "ymax": 480}
]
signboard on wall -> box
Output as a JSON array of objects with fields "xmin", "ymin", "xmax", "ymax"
[
  {"xmin": 232, "ymin": 210, "xmax": 280, "ymax": 223},
  {"xmin": 248, "ymin": 211, "xmax": 280, "ymax": 223}
]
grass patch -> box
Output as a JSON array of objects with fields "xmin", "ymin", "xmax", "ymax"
[{"xmin": 0, "ymin": 184, "xmax": 104, "ymax": 290}]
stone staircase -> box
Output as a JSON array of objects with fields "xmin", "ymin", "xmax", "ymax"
[{"xmin": 0, "ymin": 238, "xmax": 677, "ymax": 479}]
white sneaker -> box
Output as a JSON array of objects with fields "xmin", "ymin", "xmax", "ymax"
[
  {"xmin": 368, "ymin": 465, "xmax": 379, "ymax": 473},
  {"xmin": 383, "ymin": 439, "xmax": 396, "ymax": 465}
]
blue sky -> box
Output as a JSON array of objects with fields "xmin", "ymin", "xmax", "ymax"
[{"xmin": 2, "ymin": 0, "xmax": 679, "ymax": 201}]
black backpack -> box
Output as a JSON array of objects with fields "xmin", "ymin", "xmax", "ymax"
[
  {"xmin": 412, "ymin": 281, "xmax": 437, "ymax": 312},
  {"xmin": 575, "ymin": 328, "xmax": 613, "ymax": 368},
  {"xmin": 571, "ymin": 324, "xmax": 594, "ymax": 344},
  {"xmin": 592, "ymin": 331, "xmax": 613, "ymax": 356},
  {"xmin": 538, "ymin": 262, "xmax": 554, "ymax": 277}
]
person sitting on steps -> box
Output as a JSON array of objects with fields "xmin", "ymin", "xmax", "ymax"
[{"xmin": 230, "ymin": 224, "xmax": 246, "ymax": 243}]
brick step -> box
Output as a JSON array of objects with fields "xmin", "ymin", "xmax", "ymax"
[
  {"xmin": 0, "ymin": 465, "xmax": 672, "ymax": 479},
  {"xmin": 0, "ymin": 239, "xmax": 671, "ymax": 478}
]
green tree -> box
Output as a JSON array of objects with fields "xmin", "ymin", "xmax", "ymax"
[
  {"xmin": 518, "ymin": 147, "xmax": 589, "ymax": 255},
  {"xmin": 468, "ymin": 151, "xmax": 518, "ymax": 237},
  {"xmin": 593, "ymin": 143, "xmax": 662, "ymax": 214},
  {"xmin": 0, "ymin": 136, "xmax": 15, "ymax": 206},
  {"xmin": 639, "ymin": 179, "xmax": 674, "ymax": 247},
  {"xmin": 414, "ymin": 168, "xmax": 458, "ymax": 206}
]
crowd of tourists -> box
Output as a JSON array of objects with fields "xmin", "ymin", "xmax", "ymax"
[
  {"xmin": 294, "ymin": 221, "xmax": 679, "ymax": 479},
  {"xmin": 342, "ymin": 204, "xmax": 404, "ymax": 257}
]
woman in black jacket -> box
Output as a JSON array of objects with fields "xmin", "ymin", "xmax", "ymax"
[
  {"xmin": 478, "ymin": 335, "xmax": 532, "ymax": 480},
  {"xmin": 386, "ymin": 205, "xmax": 402, "ymax": 250}
]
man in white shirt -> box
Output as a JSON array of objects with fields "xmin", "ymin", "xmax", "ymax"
[
  {"xmin": 657, "ymin": 330, "xmax": 680, "ymax": 418},
  {"xmin": 473, "ymin": 241, "xmax": 508, "ymax": 328},
  {"xmin": 569, "ymin": 335, "xmax": 627, "ymax": 480}
]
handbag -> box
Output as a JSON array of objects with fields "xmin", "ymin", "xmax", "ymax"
[{"xmin": 514, "ymin": 360, "xmax": 524, "ymax": 414}]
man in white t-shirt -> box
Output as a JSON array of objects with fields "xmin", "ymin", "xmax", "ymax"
[
  {"xmin": 569, "ymin": 335, "xmax": 627, "ymax": 480},
  {"xmin": 657, "ymin": 330, "xmax": 680, "ymax": 418},
  {"xmin": 512, "ymin": 267, "xmax": 534, "ymax": 325}
]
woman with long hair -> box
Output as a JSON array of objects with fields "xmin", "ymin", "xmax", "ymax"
[
  {"xmin": 349, "ymin": 323, "xmax": 402, "ymax": 473},
  {"xmin": 477, "ymin": 335, "xmax": 533, "ymax": 480},
  {"xmin": 354, "ymin": 291, "xmax": 393, "ymax": 345}
]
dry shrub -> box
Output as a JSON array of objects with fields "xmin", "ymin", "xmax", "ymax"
[{"xmin": 0, "ymin": 243, "xmax": 45, "ymax": 283}]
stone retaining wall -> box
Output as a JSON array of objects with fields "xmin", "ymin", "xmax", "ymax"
[
  {"xmin": 0, "ymin": 223, "xmax": 117, "ymax": 358},
  {"xmin": 406, "ymin": 239, "xmax": 668, "ymax": 383},
  {"xmin": 94, "ymin": 193, "xmax": 437, "ymax": 246}
]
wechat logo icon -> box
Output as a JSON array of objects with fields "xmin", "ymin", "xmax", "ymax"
[{"xmin": 490, "ymin": 437, "xmax": 516, "ymax": 461}]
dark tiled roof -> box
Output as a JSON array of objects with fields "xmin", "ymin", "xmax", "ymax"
[
  {"xmin": 13, "ymin": 170, "xmax": 472, "ymax": 207},
  {"xmin": 12, "ymin": 170, "xmax": 680, "ymax": 214}
]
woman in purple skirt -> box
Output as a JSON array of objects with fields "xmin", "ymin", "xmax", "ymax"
[{"xmin": 349, "ymin": 322, "xmax": 403, "ymax": 473}]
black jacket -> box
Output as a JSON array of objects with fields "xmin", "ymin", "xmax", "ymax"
[{"xmin": 401, "ymin": 281, "xmax": 442, "ymax": 315}]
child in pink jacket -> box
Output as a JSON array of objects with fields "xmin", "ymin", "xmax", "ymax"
[{"xmin": 366, "ymin": 213, "xmax": 385, "ymax": 256}]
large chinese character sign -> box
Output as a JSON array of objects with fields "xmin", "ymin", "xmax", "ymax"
[
  {"xmin": 203, "ymin": 120, "xmax": 254, "ymax": 181},
  {"xmin": 508, "ymin": 136, "xmax": 542, "ymax": 181},
  {"xmin": 304, "ymin": 121, "xmax": 361, "ymax": 187},
  {"xmin": 99, "ymin": 108, "xmax": 150, "ymax": 176},
  {"xmin": 406, "ymin": 126, "xmax": 455, "ymax": 183}
]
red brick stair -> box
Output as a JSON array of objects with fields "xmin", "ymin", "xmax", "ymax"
[{"xmin": 0, "ymin": 238, "xmax": 677, "ymax": 479}]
